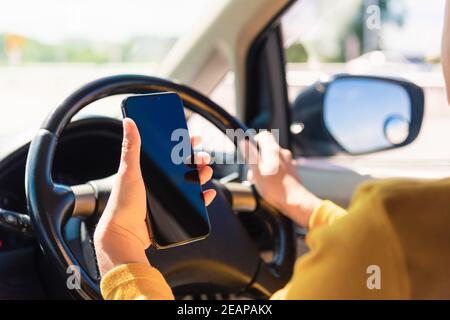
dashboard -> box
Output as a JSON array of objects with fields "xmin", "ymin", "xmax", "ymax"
[
  {"xmin": 0, "ymin": 117, "xmax": 123, "ymax": 251},
  {"xmin": 0, "ymin": 117, "xmax": 126, "ymax": 298}
]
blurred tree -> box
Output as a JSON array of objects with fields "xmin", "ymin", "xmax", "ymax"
[
  {"xmin": 344, "ymin": 0, "xmax": 405, "ymax": 59},
  {"xmin": 63, "ymin": 46, "xmax": 109, "ymax": 64},
  {"xmin": 23, "ymin": 39, "xmax": 56, "ymax": 62},
  {"xmin": 285, "ymin": 42, "xmax": 308, "ymax": 63},
  {"xmin": 283, "ymin": 0, "xmax": 405, "ymax": 63},
  {"xmin": 0, "ymin": 35, "xmax": 5, "ymax": 63}
]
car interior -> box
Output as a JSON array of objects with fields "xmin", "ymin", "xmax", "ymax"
[{"xmin": 0, "ymin": 0, "xmax": 444, "ymax": 299}]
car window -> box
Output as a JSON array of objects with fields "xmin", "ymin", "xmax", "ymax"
[
  {"xmin": 187, "ymin": 72, "xmax": 237, "ymax": 154},
  {"xmin": 281, "ymin": 0, "xmax": 448, "ymax": 162},
  {"xmin": 0, "ymin": 0, "xmax": 218, "ymax": 144}
]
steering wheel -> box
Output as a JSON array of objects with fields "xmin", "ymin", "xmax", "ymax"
[{"xmin": 25, "ymin": 75, "xmax": 296, "ymax": 300}]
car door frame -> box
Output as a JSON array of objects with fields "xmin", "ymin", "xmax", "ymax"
[
  {"xmin": 244, "ymin": 2, "xmax": 296, "ymax": 149},
  {"xmin": 242, "ymin": 0, "xmax": 371, "ymax": 208}
]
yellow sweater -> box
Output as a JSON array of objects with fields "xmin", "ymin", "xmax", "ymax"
[{"xmin": 100, "ymin": 178, "xmax": 450, "ymax": 299}]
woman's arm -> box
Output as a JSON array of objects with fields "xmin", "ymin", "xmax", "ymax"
[
  {"xmin": 246, "ymin": 131, "xmax": 346, "ymax": 229},
  {"xmin": 96, "ymin": 127, "xmax": 347, "ymax": 300},
  {"xmin": 94, "ymin": 118, "xmax": 216, "ymax": 299}
]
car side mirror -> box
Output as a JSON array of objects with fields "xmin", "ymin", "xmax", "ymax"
[{"xmin": 290, "ymin": 75, "xmax": 424, "ymax": 156}]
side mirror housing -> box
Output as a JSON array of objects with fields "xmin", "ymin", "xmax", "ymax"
[{"xmin": 291, "ymin": 74, "xmax": 424, "ymax": 156}]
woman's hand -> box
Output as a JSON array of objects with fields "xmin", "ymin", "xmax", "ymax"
[
  {"xmin": 94, "ymin": 118, "xmax": 216, "ymax": 277},
  {"xmin": 245, "ymin": 131, "xmax": 322, "ymax": 227}
]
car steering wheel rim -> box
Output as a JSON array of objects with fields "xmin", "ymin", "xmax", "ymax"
[{"xmin": 25, "ymin": 74, "xmax": 296, "ymax": 300}]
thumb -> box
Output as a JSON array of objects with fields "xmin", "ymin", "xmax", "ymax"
[
  {"xmin": 119, "ymin": 118, "xmax": 142, "ymax": 179},
  {"xmin": 254, "ymin": 132, "xmax": 280, "ymax": 176}
]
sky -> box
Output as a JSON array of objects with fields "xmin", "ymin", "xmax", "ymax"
[
  {"xmin": 283, "ymin": 0, "xmax": 446, "ymax": 58},
  {"xmin": 0, "ymin": 0, "xmax": 216, "ymax": 43},
  {"xmin": 384, "ymin": 0, "xmax": 446, "ymax": 56},
  {"xmin": 0, "ymin": 0, "xmax": 446, "ymax": 54}
]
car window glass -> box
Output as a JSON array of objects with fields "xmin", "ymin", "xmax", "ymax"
[
  {"xmin": 0, "ymin": 0, "xmax": 216, "ymax": 144},
  {"xmin": 281, "ymin": 0, "xmax": 448, "ymax": 162}
]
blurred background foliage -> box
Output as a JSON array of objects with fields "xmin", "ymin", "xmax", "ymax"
[
  {"xmin": 0, "ymin": 34, "xmax": 176, "ymax": 64},
  {"xmin": 285, "ymin": 0, "xmax": 405, "ymax": 63}
]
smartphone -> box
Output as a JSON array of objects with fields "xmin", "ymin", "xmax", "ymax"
[{"xmin": 121, "ymin": 92, "xmax": 210, "ymax": 249}]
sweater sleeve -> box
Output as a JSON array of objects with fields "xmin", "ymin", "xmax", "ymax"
[
  {"xmin": 271, "ymin": 185, "xmax": 409, "ymax": 299},
  {"xmin": 308, "ymin": 200, "xmax": 347, "ymax": 231},
  {"xmin": 100, "ymin": 201, "xmax": 348, "ymax": 300},
  {"xmin": 271, "ymin": 200, "xmax": 349, "ymax": 300},
  {"xmin": 100, "ymin": 263, "xmax": 174, "ymax": 300}
]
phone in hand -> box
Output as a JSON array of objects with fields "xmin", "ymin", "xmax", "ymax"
[{"xmin": 121, "ymin": 92, "xmax": 211, "ymax": 249}]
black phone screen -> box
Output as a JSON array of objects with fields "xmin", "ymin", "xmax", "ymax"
[{"xmin": 121, "ymin": 92, "xmax": 210, "ymax": 249}]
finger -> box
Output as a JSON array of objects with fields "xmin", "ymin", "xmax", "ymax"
[
  {"xmin": 119, "ymin": 118, "xmax": 142, "ymax": 179},
  {"xmin": 254, "ymin": 132, "xmax": 281, "ymax": 175},
  {"xmin": 193, "ymin": 151, "xmax": 211, "ymax": 167},
  {"xmin": 198, "ymin": 165, "xmax": 213, "ymax": 185},
  {"xmin": 185, "ymin": 151, "xmax": 211, "ymax": 168},
  {"xmin": 203, "ymin": 189, "xmax": 217, "ymax": 206},
  {"xmin": 238, "ymin": 138, "xmax": 260, "ymax": 172},
  {"xmin": 254, "ymin": 131, "xmax": 280, "ymax": 154},
  {"xmin": 280, "ymin": 148, "xmax": 293, "ymax": 161},
  {"xmin": 247, "ymin": 169, "xmax": 254, "ymax": 182},
  {"xmin": 191, "ymin": 136, "xmax": 202, "ymax": 149}
]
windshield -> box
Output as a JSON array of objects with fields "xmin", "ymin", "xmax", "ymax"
[{"xmin": 0, "ymin": 0, "xmax": 214, "ymax": 144}]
